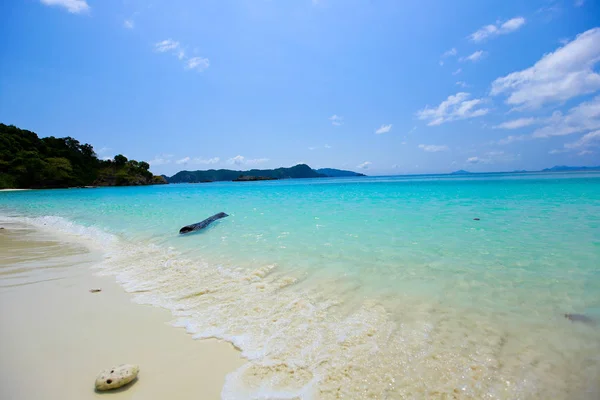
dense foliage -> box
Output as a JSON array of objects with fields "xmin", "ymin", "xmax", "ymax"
[{"xmin": 0, "ymin": 123, "xmax": 166, "ymax": 189}]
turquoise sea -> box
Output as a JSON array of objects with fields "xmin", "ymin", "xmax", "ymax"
[{"xmin": 2, "ymin": 172, "xmax": 600, "ymax": 399}]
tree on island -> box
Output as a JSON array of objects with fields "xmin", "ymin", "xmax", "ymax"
[{"xmin": 0, "ymin": 123, "xmax": 166, "ymax": 189}]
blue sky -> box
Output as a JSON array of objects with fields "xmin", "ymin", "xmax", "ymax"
[{"xmin": 1, "ymin": 0, "xmax": 599, "ymax": 176}]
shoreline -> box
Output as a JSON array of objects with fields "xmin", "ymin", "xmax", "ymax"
[{"xmin": 0, "ymin": 222, "xmax": 245, "ymax": 399}]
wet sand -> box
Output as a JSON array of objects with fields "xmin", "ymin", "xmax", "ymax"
[{"xmin": 0, "ymin": 223, "xmax": 244, "ymax": 400}]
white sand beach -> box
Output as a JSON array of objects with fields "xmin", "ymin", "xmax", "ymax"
[{"xmin": 0, "ymin": 223, "xmax": 244, "ymax": 400}]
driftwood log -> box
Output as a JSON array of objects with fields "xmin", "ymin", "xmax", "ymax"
[{"xmin": 179, "ymin": 212, "xmax": 229, "ymax": 234}]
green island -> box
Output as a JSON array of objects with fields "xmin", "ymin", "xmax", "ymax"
[
  {"xmin": 0, "ymin": 123, "xmax": 167, "ymax": 189},
  {"xmin": 166, "ymin": 165, "xmax": 365, "ymax": 183}
]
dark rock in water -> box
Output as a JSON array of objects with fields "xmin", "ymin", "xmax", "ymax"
[
  {"xmin": 179, "ymin": 212, "xmax": 229, "ymax": 234},
  {"xmin": 565, "ymin": 313, "xmax": 596, "ymax": 325},
  {"xmin": 473, "ymin": 218, "xmax": 480, "ymax": 221},
  {"xmin": 233, "ymin": 175, "xmax": 277, "ymax": 182}
]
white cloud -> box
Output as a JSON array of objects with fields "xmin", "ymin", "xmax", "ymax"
[
  {"xmin": 442, "ymin": 48, "xmax": 457, "ymax": 58},
  {"xmin": 575, "ymin": 0, "xmax": 585, "ymax": 7},
  {"xmin": 417, "ymin": 92, "xmax": 489, "ymax": 126},
  {"xmin": 467, "ymin": 156, "xmax": 486, "ymax": 164},
  {"xmin": 176, "ymin": 157, "xmax": 190, "ymax": 165},
  {"xmin": 466, "ymin": 151, "xmax": 516, "ymax": 164},
  {"xmin": 149, "ymin": 154, "xmax": 173, "ymax": 166},
  {"xmin": 228, "ymin": 155, "xmax": 245, "ymax": 165},
  {"xmin": 329, "ymin": 114, "xmax": 343, "ymax": 126},
  {"xmin": 452, "ymin": 68, "xmax": 462, "ymax": 75},
  {"xmin": 490, "ymin": 28, "xmax": 600, "ymax": 109},
  {"xmin": 469, "ymin": 17, "xmax": 526, "ymax": 42},
  {"xmin": 549, "ymin": 149, "xmax": 567, "ymax": 155},
  {"xmin": 532, "ymin": 95, "xmax": 600, "ymax": 138},
  {"xmin": 460, "ymin": 50, "xmax": 486, "ymax": 62},
  {"xmin": 124, "ymin": 19, "xmax": 134, "ymax": 29},
  {"xmin": 186, "ymin": 57, "xmax": 210, "ymax": 72},
  {"xmin": 40, "ymin": 0, "xmax": 89, "ymax": 14},
  {"xmin": 456, "ymin": 81, "xmax": 468, "ymax": 88},
  {"xmin": 408, "ymin": 126, "xmax": 417, "ymax": 134},
  {"xmin": 357, "ymin": 161, "xmax": 372, "ymax": 169},
  {"xmin": 579, "ymin": 150, "xmax": 593, "ymax": 155},
  {"xmin": 191, "ymin": 157, "xmax": 220, "ymax": 165},
  {"xmin": 155, "ymin": 39, "xmax": 210, "ymax": 72},
  {"xmin": 564, "ymin": 130, "xmax": 600, "ymax": 149},
  {"xmin": 324, "ymin": 144, "xmax": 332, "ymax": 149},
  {"xmin": 375, "ymin": 124, "xmax": 392, "ymax": 134},
  {"xmin": 493, "ymin": 117, "xmax": 537, "ymax": 129},
  {"xmin": 497, "ymin": 135, "xmax": 528, "ymax": 145},
  {"xmin": 418, "ymin": 144, "xmax": 449, "ymax": 152},
  {"xmin": 246, "ymin": 158, "xmax": 269, "ymax": 165},
  {"xmin": 227, "ymin": 155, "xmax": 268, "ymax": 166},
  {"xmin": 155, "ymin": 39, "xmax": 180, "ymax": 52}
]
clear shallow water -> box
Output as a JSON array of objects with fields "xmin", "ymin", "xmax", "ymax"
[{"xmin": 2, "ymin": 172, "xmax": 600, "ymax": 399}]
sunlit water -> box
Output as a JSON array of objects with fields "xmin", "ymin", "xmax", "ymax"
[{"xmin": 2, "ymin": 172, "xmax": 600, "ymax": 399}]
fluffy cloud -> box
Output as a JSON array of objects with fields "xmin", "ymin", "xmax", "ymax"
[
  {"xmin": 176, "ymin": 157, "xmax": 190, "ymax": 165},
  {"xmin": 466, "ymin": 156, "xmax": 486, "ymax": 164},
  {"xmin": 329, "ymin": 115, "xmax": 343, "ymax": 126},
  {"xmin": 149, "ymin": 154, "xmax": 174, "ymax": 166},
  {"xmin": 227, "ymin": 155, "xmax": 268, "ymax": 166},
  {"xmin": 490, "ymin": 28, "xmax": 600, "ymax": 109},
  {"xmin": 532, "ymin": 95, "xmax": 600, "ymax": 138},
  {"xmin": 469, "ymin": 17, "xmax": 526, "ymax": 42},
  {"xmin": 375, "ymin": 124, "xmax": 392, "ymax": 134},
  {"xmin": 155, "ymin": 39, "xmax": 180, "ymax": 52},
  {"xmin": 564, "ymin": 130, "xmax": 600, "ymax": 149},
  {"xmin": 441, "ymin": 48, "xmax": 457, "ymax": 58},
  {"xmin": 418, "ymin": 144, "xmax": 449, "ymax": 152},
  {"xmin": 549, "ymin": 130, "xmax": 600, "ymax": 155},
  {"xmin": 493, "ymin": 117, "xmax": 537, "ymax": 129},
  {"xmin": 456, "ymin": 81, "xmax": 469, "ymax": 88},
  {"xmin": 466, "ymin": 151, "xmax": 516, "ymax": 164},
  {"xmin": 460, "ymin": 50, "xmax": 486, "ymax": 62},
  {"xmin": 192, "ymin": 157, "xmax": 220, "ymax": 164},
  {"xmin": 417, "ymin": 92, "xmax": 489, "ymax": 126},
  {"xmin": 186, "ymin": 57, "xmax": 210, "ymax": 72},
  {"xmin": 40, "ymin": 0, "xmax": 89, "ymax": 14},
  {"xmin": 155, "ymin": 39, "xmax": 210, "ymax": 72},
  {"xmin": 357, "ymin": 161, "xmax": 372, "ymax": 169},
  {"xmin": 452, "ymin": 68, "xmax": 462, "ymax": 76},
  {"xmin": 496, "ymin": 135, "xmax": 527, "ymax": 145},
  {"xmin": 124, "ymin": 19, "xmax": 134, "ymax": 29}
]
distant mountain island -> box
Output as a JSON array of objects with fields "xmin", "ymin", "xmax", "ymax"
[
  {"xmin": 541, "ymin": 165, "xmax": 600, "ymax": 172},
  {"xmin": 450, "ymin": 166, "xmax": 600, "ymax": 175},
  {"xmin": 0, "ymin": 123, "xmax": 166, "ymax": 189},
  {"xmin": 166, "ymin": 165, "xmax": 364, "ymax": 183},
  {"xmin": 316, "ymin": 168, "xmax": 365, "ymax": 177}
]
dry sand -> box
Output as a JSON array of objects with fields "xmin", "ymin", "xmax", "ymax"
[{"xmin": 0, "ymin": 223, "xmax": 245, "ymax": 400}]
